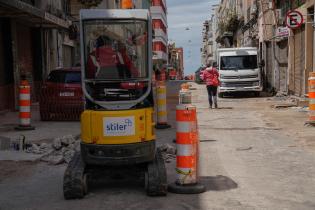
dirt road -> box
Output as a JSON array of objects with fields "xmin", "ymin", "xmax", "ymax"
[{"xmin": 1, "ymin": 82, "xmax": 315, "ymax": 210}]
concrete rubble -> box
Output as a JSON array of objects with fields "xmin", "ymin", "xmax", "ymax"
[
  {"xmin": 26, "ymin": 135, "xmax": 80, "ymax": 165},
  {"xmin": 158, "ymin": 144, "xmax": 176, "ymax": 163},
  {"xmin": 25, "ymin": 138, "xmax": 176, "ymax": 165}
]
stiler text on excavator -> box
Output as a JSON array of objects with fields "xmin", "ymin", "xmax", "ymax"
[{"xmin": 63, "ymin": 8, "xmax": 168, "ymax": 199}]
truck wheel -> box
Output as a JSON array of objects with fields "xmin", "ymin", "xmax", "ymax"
[{"xmin": 254, "ymin": 92, "xmax": 260, "ymax": 97}]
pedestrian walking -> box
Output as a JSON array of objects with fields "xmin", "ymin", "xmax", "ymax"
[{"xmin": 203, "ymin": 62, "xmax": 220, "ymax": 109}]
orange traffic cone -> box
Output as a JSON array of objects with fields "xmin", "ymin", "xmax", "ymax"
[{"xmin": 15, "ymin": 78, "xmax": 35, "ymax": 130}]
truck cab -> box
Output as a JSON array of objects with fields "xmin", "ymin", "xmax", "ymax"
[{"xmin": 217, "ymin": 47, "xmax": 263, "ymax": 96}]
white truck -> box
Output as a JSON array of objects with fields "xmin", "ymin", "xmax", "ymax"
[{"xmin": 217, "ymin": 47, "xmax": 263, "ymax": 97}]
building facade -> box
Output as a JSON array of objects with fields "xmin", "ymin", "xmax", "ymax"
[
  {"xmin": 150, "ymin": 0, "xmax": 168, "ymax": 81},
  {"xmin": 208, "ymin": 0, "xmax": 314, "ymax": 97},
  {"xmin": 168, "ymin": 42, "xmax": 184, "ymax": 80},
  {"xmin": 0, "ymin": 0, "xmax": 156, "ymax": 112},
  {"xmin": 0, "ymin": 0, "xmax": 72, "ymax": 111},
  {"xmin": 201, "ymin": 14, "xmax": 217, "ymax": 67}
]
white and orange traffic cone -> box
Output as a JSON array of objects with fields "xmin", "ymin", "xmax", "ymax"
[
  {"xmin": 15, "ymin": 78, "xmax": 35, "ymax": 130},
  {"xmin": 168, "ymin": 104, "xmax": 205, "ymax": 194},
  {"xmin": 179, "ymin": 83, "xmax": 192, "ymax": 105},
  {"xmin": 308, "ymin": 72, "xmax": 315, "ymax": 125},
  {"xmin": 121, "ymin": 0, "xmax": 133, "ymax": 9}
]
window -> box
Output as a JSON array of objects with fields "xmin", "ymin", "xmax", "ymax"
[
  {"xmin": 83, "ymin": 20, "xmax": 148, "ymax": 80},
  {"xmin": 220, "ymin": 55, "xmax": 258, "ymax": 70},
  {"xmin": 47, "ymin": 71, "xmax": 81, "ymax": 83}
]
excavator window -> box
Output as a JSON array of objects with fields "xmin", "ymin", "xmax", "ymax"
[
  {"xmin": 83, "ymin": 20, "xmax": 148, "ymax": 80},
  {"xmin": 82, "ymin": 19, "xmax": 150, "ymax": 103}
]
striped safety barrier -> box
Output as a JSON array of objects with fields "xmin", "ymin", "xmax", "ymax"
[
  {"xmin": 15, "ymin": 79, "xmax": 35, "ymax": 130},
  {"xmin": 309, "ymin": 72, "xmax": 315, "ymax": 124},
  {"xmin": 168, "ymin": 104, "xmax": 205, "ymax": 194},
  {"xmin": 121, "ymin": 0, "xmax": 133, "ymax": 9},
  {"xmin": 176, "ymin": 104, "xmax": 198, "ymax": 184},
  {"xmin": 155, "ymin": 81, "xmax": 171, "ymax": 129},
  {"xmin": 179, "ymin": 83, "xmax": 192, "ymax": 105},
  {"xmin": 181, "ymin": 83, "xmax": 190, "ymax": 91}
]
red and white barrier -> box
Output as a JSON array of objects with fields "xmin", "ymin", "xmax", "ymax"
[
  {"xmin": 168, "ymin": 104, "xmax": 205, "ymax": 194},
  {"xmin": 309, "ymin": 72, "xmax": 315, "ymax": 124},
  {"xmin": 15, "ymin": 79, "xmax": 35, "ymax": 130},
  {"xmin": 175, "ymin": 104, "xmax": 198, "ymax": 184}
]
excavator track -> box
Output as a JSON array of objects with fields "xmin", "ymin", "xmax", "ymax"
[
  {"xmin": 63, "ymin": 152, "xmax": 87, "ymax": 199},
  {"xmin": 145, "ymin": 150, "xmax": 167, "ymax": 196}
]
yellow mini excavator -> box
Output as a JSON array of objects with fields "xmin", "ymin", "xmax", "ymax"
[{"xmin": 63, "ymin": 9, "xmax": 167, "ymax": 199}]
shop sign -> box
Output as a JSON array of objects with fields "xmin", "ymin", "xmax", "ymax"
[{"xmin": 276, "ymin": 27, "xmax": 290, "ymax": 38}]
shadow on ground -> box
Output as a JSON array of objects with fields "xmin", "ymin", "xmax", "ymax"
[
  {"xmin": 200, "ymin": 175, "xmax": 238, "ymax": 191},
  {"xmin": 221, "ymin": 92, "xmax": 271, "ymax": 99}
]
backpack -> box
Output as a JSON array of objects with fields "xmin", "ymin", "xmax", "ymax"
[
  {"xmin": 212, "ymin": 75, "xmax": 219, "ymax": 86},
  {"xmin": 210, "ymin": 68, "xmax": 219, "ymax": 86}
]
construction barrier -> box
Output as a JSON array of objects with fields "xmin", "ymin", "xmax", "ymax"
[
  {"xmin": 309, "ymin": 72, "xmax": 315, "ymax": 124},
  {"xmin": 121, "ymin": 0, "xmax": 133, "ymax": 9},
  {"xmin": 15, "ymin": 79, "xmax": 35, "ymax": 130},
  {"xmin": 168, "ymin": 104, "xmax": 205, "ymax": 194},
  {"xmin": 179, "ymin": 83, "xmax": 192, "ymax": 104},
  {"xmin": 181, "ymin": 83, "xmax": 190, "ymax": 91},
  {"xmin": 155, "ymin": 81, "xmax": 171, "ymax": 129},
  {"xmin": 179, "ymin": 90, "xmax": 192, "ymax": 104}
]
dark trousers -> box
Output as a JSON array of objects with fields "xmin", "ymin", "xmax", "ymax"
[{"xmin": 206, "ymin": 85, "xmax": 218, "ymax": 107}]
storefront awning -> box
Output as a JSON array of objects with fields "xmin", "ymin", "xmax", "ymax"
[{"xmin": 0, "ymin": 0, "xmax": 70, "ymax": 28}]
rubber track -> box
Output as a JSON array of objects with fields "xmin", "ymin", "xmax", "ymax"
[
  {"xmin": 146, "ymin": 150, "xmax": 168, "ymax": 196},
  {"xmin": 63, "ymin": 152, "xmax": 86, "ymax": 199}
]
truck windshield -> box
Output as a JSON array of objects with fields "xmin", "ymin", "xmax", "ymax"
[
  {"xmin": 220, "ymin": 55, "xmax": 258, "ymax": 70},
  {"xmin": 83, "ymin": 20, "xmax": 148, "ymax": 80}
]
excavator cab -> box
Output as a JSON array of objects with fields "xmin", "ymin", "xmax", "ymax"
[{"xmin": 63, "ymin": 9, "xmax": 167, "ymax": 199}]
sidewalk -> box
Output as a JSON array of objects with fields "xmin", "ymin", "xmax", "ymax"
[{"xmin": 0, "ymin": 103, "xmax": 80, "ymax": 144}]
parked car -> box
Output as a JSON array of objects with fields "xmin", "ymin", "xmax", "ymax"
[{"xmin": 39, "ymin": 68, "xmax": 84, "ymax": 121}]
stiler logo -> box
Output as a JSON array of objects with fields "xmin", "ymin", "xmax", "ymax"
[
  {"xmin": 106, "ymin": 119, "xmax": 133, "ymax": 132},
  {"xmin": 104, "ymin": 117, "xmax": 135, "ymax": 136}
]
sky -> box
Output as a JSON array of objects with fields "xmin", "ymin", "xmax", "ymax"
[{"xmin": 167, "ymin": 0, "xmax": 219, "ymax": 75}]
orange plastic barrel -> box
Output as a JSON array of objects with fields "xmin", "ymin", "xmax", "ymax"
[
  {"xmin": 309, "ymin": 72, "xmax": 315, "ymax": 123},
  {"xmin": 181, "ymin": 83, "xmax": 190, "ymax": 91},
  {"xmin": 15, "ymin": 79, "xmax": 35, "ymax": 130},
  {"xmin": 121, "ymin": 0, "xmax": 133, "ymax": 9},
  {"xmin": 175, "ymin": 104, "xmax": 198, "ymax": 185}
]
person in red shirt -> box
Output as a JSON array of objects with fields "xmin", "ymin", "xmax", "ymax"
[
  {"xmin": 202, "ymin": 62, "xmax": 220, "ymax": 109},
  {"xmin": 86, "ymin": 35, "xmax": 139, "ymax": 79}
]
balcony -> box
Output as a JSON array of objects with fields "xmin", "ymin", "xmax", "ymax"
[
  {"xmin": 154, "ymin": 28, "xmax": 168, "ymax": 45},
  {"xmin": 153, "ymin": 51, "xmax": 168, "ymax": 61},
  {"xmin": 150, "ymin": 6, "xmax": 167, "ymax": 27},
  {"xmin": 151, "ymin": 0, "xmax": 166, "ymax": 14}
]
